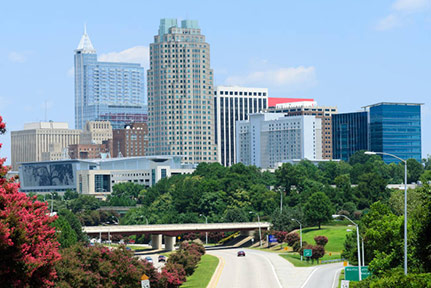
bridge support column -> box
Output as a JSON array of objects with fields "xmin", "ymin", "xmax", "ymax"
[
  {"xmin": 165, "ymin": 236, "xmax": 176, "ymax": 251},
  {"xmin": 151, "ymin": 234, "xmax": 162, "ymax": 250}
]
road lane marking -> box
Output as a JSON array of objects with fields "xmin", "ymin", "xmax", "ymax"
[
  {"xmin": 248, "ymin": 251, "xmax": 282, "ymax": 288},
  {"xmin": 332, "ymin": 267, "xmax": 344, "ymax": 288},
  {"xmin": 207, "ymin": 253, "xmax": 225, "ymax": 288},
  {"xmin": 300, "ymin": 267, "xmax": 318, "ymax": 288}
]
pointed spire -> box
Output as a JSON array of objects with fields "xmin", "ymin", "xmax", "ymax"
[{"xmin": 76, "ymin": 24, "xmax": 96, "ymax": 54}]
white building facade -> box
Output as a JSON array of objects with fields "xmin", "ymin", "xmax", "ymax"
[
  {"xmin": 214, "ymin": 86, "xmax": 268, "ymax": 166},
  {"xmin": 236, "ymin": 113, "xmax": 322, "ymax": 169}
]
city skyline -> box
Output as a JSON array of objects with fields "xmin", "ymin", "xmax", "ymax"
[{"xmin": 1, "ymin": 0, "xmax": 430, "ymax": 165}]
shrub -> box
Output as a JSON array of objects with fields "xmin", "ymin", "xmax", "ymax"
[
  {"xmin": 286, "ymin": 232, "xmax": 300, "ymax": 247},
  {"xmin": 314, "ymin": 235, "xmax": 328, "ymax": 246},
  {"xmin": 311, "ymin": 245, "xmax": 325, "ymax": 260},
  {"xmin": 55, "ymin": 244, "xmax": 160, "ymax": 288},
  {"xmin": 159, "ymin": 262, "xmax": 186, "ymax": 288}
]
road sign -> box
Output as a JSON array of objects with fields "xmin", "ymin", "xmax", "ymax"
[
  {"xmin": 343, "ymin": 261, "xmax": 348, "ymax": 267},
  {"xmin": 341, "ymin": 280, "xmax": 350, "ymax": 288},
  {"xmin": 303, "ymin": 249, "xmax": 312, "ymax": 257},
  {"xmin": 284, "ymin": 246, "xmax": 288, "ymax": 251},
  {"xmin": 344, "ymin": 266, "xmax": 371, "ymax": 281},
  {"xmin": 268, "ymin": 235, "xmax": 278, "ymax": 243},
  {"xmin": 141, "ymin": 274, "xmax": 150, "ymax": 288}
]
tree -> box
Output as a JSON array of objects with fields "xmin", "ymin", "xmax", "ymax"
[
  {"xmin": 304, "ymin": 192, "xmax": 333, "ymax": 229},
  {"xmin": 407, "ymin": 159, "xmax": 424, "ymax": 184},
  {"xmin": 52, "ymin": 216, "xmax": 77, "ymax": 248},
  {"xmin": 0, "ymin": 115, "xmax": 60, "ymax": 287},
  {"xmin": 67, "ymin": 194, "xmax": 100, "ymax": 213},
  {"xmin": 223, "ymin": 208, "xmax": 248, "ymax": 222}
]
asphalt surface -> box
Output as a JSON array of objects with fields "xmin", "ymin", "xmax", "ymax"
[
  {"xmin": 207, "ymin": 248, "xmax": 343, "ymax": 288},
  {"xmin": 301, "ymin": 262, "xmax": 343, "ymax": 288}
]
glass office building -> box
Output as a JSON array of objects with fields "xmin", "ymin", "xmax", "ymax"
[
  {"xmin": 365, "ymin": 103, "xmax": 422, "ymax": 163},
  {"xmin": 74, "ymin": 28, "xmax": 146, "ymax": 130},
  {"xmin": 332, "ymin": 111, "xmax": 368, "ymax": 161}
]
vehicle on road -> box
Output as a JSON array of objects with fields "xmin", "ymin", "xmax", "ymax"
[
  {"xmin": 158, "ymin": 255, "xmax": 167, "ymax": 262},
  {"xmin": 144, "ymin": 256, "xmax": 153, "ymax": 263},
  {"xmin": 237, "ymin": 250, "xmax": 246, "ymax": 257}
]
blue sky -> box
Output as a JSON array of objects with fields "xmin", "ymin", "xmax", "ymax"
[{"xmin": 1, "ymin": 0, "xmax": 430, "ymax": 164}]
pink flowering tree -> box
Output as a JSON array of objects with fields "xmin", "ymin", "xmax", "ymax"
[{"xmin": 0, "ymin": 115, "xmax": 61, "ymax": 287}]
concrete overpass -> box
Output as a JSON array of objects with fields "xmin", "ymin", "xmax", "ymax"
[{"xmin": 83, "ymin": 222, "xmax": 271, "ymax": 251}]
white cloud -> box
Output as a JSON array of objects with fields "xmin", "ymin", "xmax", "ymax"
[
  {"xmin": 377, "ymin": 0, "xmax": 431, "ymax": 30},
  {"xmin": 393, "ymin": 0, "xmax": 431, "ymax": 13},
  {"xmin": 376, "ymin": 14, "xmax": 402, "ymax": 30},
  {"xmin": 99, "ymin": 46, "xmax": 149, "ymax": 68},
  {"xmin": 224, "ymin": 66, "xmax": 316, "ymax": 92},
  {"xmin": 8, "ymin": 51, "xmax": 27, "ymax": 63}
]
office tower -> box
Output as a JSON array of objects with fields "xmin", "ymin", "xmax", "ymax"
[
  {"xmin": 214, "ymin": 86, "xmax": 268, "ymax": 166},
  {"xmin": 113, "ymin": 122, "xmax": 149, "ymax": 157},
  {"xmin": 10, "ymin": 122, "xmax": 81, "ymax": 170},
  {"xmin": 364, "ymin": 102, "xmax": 422, "ymax": 163},
  {"xmin": 332, "ymin": 111, "xmax": 368, "ymax": 161},
  {"xmin": 74, "ymin": 27, "xmax": 146, "ymax": 130},
  {"xmin": 265, "ymin": 101, "xmax": 337, "ymax": 159},
  {"xmin": 147, "ymin": 19, "xmax": 217, "ymax": 164},
  {"xmin": 80, "ymin": 121, "xmax": 113, "ymax": 145},
  {"xmin": 236, "ymin": 113, "xmax": 322, "ymax": 169}
]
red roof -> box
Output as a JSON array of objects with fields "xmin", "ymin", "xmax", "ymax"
[{"xmin": 268, "ymin": 97, "xmax": 314, "ymax": 107}]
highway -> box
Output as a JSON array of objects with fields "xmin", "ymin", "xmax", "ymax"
[{"xmin": 207, "ymin": 248, "xmax": 343, "ymax": 288}]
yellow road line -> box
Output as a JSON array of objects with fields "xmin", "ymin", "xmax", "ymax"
[{"xmin": 207, "ymin": 254, "xmax": 225, "ymax": 288}]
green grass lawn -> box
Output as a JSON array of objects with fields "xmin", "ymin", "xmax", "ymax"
[
  {"xmin": 180, "ymin": 254, "xmax": 219, "ymax": 288},
  {"xmin": 301, "ymin": 224, "xmax": 353, "ymax": 252},
  {"xmin": 280, "ymin": 252, "xmax": 343, "ymax": 267}
]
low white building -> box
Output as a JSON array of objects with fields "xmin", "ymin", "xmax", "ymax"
[
  {"xmin": 236, "ymin": 113, "xmax": 322, "ymax": 169},
  {"xmin": 18, "ymin": 156, "xmax": 194, "ymax": 198}
]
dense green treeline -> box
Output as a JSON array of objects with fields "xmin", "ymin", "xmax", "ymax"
[{"xmin": 118, "ymin": 151, "xmax": 429, "ymax": 227}]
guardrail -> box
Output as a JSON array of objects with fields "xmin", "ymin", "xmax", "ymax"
[{"xmin": 320, "ymin": 259, "xmax": 345, "ymax": 264}]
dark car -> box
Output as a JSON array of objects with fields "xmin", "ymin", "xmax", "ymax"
[
  {"xmin": 237, "ymin": 251, "xmax": 246, "ymax": 257},
  {"xmin": 158, "ymin": 255, "xmax": 167, "ymax": 262}
]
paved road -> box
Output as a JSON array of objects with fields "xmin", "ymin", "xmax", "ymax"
[
  {"xmin": 207, "ymin": 248, "xmax": 343, "ymax": 288},
  {"xmin": 301, "ymin": 262, "xmax": 343, "ymax": 288}
]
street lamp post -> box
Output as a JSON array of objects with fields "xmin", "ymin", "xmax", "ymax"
[
  {"xmin": 365, "ymin": 151, "xmax": 408, "ymax": 275},
  {"xmin": 334, "ymin": 214, "xmax": 362, "ymax": 281},
  {"xmin": 280, "ymin": 190, "xmax": 283, "ymax": 214},
  {"xmin": 249, "ymin": 211, "xmax": 262, "ymax": 248},
  {"xmin": 360, "ymin": 236, "xmax": 365, "ymax": 266},
  {"xmin": 291, "ymin": 218, "xmax": 303, "ymax": 261},
  {"xmin": 199, "ymin": 214, "xmax": 208, "ymax": 245}
]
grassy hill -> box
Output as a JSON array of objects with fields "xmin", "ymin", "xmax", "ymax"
[{"xmin": 300, "ymin": 224, "xmax": 353, "ymax": 252}]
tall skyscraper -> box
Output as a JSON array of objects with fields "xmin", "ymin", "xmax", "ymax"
[
  {"xmin": 147, "ymin": 19, "xmax": 217, "ymax": 164},
  {"xmin": 332, "ymin": 111, "xmax": 368, "ymax": 161},
  {"xmin": 74, "ymin": 27, "xmax": 146, "ymax": 130},
  {"xmin": 236, "ymin": 113, "xmax": 322, "ymax": 169},
  {"xmin": 265, "ymin": 101, "xmax": 337, "ymax": 159},
  {"xmin": 214, "ymin": 86, "xmax": 268, "ymax": 166},
  {"xmin": 364, "ymin": 102, "xmax": 422, "ymax": 163}
]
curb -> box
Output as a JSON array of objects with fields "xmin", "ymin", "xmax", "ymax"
[{"xmin": 206, "ymin": 254, "xmax": 225, "ymax": 288}]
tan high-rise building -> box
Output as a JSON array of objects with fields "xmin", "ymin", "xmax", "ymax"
[
  {"xmin": 147, "ymin": 18, "xmax": 217, "ymax": 164},
  {"xmin": 80, "ymin": 120, "xmax": 112, "ymax": 144},
  {"xmin": 265, "ymin": 101, "xmax": 337, "ymax": 159},
  {"xmin": 10, "ymin": 122, "xmax": 81, "ymax": 170}
]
